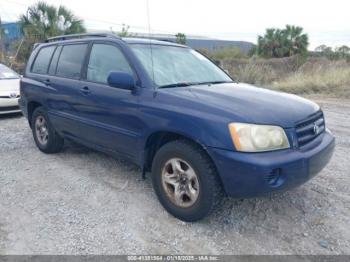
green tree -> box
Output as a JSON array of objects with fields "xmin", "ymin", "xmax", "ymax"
[
  {"xmin": 335, "ymin": 45, "xmax": 350, "ymax": 58},
  {"xmin": 117, "ymin": 24, "xmax": 134, "ymax": 37},
  {"xmin": 17, "ymin": 1, "xmax": 86, "ymax": 61},
  {"xmin": 257, "ymin": 25, "xmax": 308, "ymax": 58},
  {"xmin": 175, "ymin": 33, "xmax": 186, "ymax": 45},
  {"xmin": 110, "ymin": 24, "xmax": 134, "ymax": 37},
  {"xmin": 119, "ymin": 24, "xmax": 130, "ymax": 37},
  {"xmin": 335, "ymin": 45, "xmax": 350, "ymax": 54},
  {"xmin": 315, "ymin": 44, "xmax": 332, "ymax": 53},
  {"xmin": 285, "ymin": 25, "xmax": 308, "ymax": 56}
]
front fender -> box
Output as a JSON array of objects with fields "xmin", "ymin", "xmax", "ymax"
[{"xmin": 138, "ymin": 108, "xmax": 235, "ymax": 160}]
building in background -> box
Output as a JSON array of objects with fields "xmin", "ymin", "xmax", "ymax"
[
  {"xmin": 133, "ymin": 33, "xmax": 254, "ymax": 53},
  {"xmin": 0, "ymin": 21, "xmax": 22, "ymax": 50},
  {"xmin": 90, "ymin": 30, "xmax": 254, "ymax": 54},
  {"xmin": 0, "ymin": 21, "xmax": 254, "ymax": 54}
]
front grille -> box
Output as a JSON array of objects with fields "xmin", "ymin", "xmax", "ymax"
[
  {"xmin": 0, "ymin": 105, "xmax": 19, "ymax": 112},
  {"xmin": 296, "ymin": 111, "xmax": 325, "ymax": 147}
]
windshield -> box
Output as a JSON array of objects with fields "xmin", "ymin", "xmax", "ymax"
[
  {"xmin": 131, "ymin": 44, "xmax": 232, "ymax": 87},
  {"xmin": 0, "ymin": 64, "xmax": 19, "ymax": 80}
]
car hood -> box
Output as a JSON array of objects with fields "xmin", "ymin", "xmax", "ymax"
[
  {"xmin": 0, "ymin": 78, "xmax": 20, "ymax": 96},
  {"xmin": 163, "ymin": 82, "xmax": 320, "ymax": 128}
]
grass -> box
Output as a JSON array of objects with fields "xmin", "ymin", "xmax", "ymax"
[
  {"xmin": 234, "ymin": 61, "xmax": 277, "ymax": 85},
  {"xmin": 272, "ymin": 65, "xmax": 350, "ymax": 97},
  {"xmin": 221, "ymin": 56, "xmax": 350, "ymax": 98}
]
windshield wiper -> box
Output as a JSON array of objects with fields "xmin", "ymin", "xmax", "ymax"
[
  {"xmin": 195, "ymin": 80, "xmax": 234, "ymax": 85},
  {"xmin": 158, "ymin": 82, "xmax": 196, "ymax": 89},
  {"xmin": 158, "ymin": 80, "xmax": 234, "ymax": 89}
]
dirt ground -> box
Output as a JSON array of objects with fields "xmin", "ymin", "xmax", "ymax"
[{"xmin": 0, "ymin": 97, "xmax": 349, "ymax": 255}]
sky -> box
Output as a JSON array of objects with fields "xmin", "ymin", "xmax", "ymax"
[{"xmin": 1, "ymin": 0, "xmax": 350, "ymax": 49}]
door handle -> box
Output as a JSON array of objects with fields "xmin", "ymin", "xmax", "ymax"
[
  {"xmin": 44, "ymin": 79, "xmax": 50, "ymax": 85},
  {"xmin": 80, "ymin": 86, "xmax": 91, "ymax": 95}
]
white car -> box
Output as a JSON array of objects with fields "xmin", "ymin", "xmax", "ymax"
[{"xmin": 0, "ymin": 63, "xmax": 21, "ymax": 114}]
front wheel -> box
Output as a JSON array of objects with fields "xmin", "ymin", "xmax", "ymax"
[
  {"xmin": 151, "ymin": 140, "xmax": 223, "ymax": 222},
  {"xmin": 31, "ymin": 107, "xmax": 64, "ymax": 153}
]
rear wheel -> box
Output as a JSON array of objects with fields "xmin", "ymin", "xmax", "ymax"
[
  {"xmin": 31, "ymin": 107, "xmax": 64, "ymax": 153},
  {"xmin": 151, "ymin": 140, "xmax": 223, "ymax": 222}
]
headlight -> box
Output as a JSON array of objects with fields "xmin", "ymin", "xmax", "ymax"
[{"xmin": 228, "ymin": 123, "xmax": 290, "ymax": 152}]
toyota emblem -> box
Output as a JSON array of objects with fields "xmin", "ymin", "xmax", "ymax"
[
  {"xmin": 10, "ymin": 93, "xmax": 17, "ymax": 98},
  {"xmin": 313, "ymin": 123, "xmax": 320, "ymax": 135}
]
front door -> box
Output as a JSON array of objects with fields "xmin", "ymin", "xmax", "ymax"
[{"xmin": 74, "ymin": 42, "xmax": 141, "ymax": 160}]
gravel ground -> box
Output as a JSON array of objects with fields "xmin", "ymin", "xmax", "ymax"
[{"xmin": 0, "ymin": 97, "xmax": 349, "ymax": 255}]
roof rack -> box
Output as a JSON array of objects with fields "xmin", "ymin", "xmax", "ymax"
[{"xmin": 45, "ymin": 33, "xmax": 121, "ymax": 43}]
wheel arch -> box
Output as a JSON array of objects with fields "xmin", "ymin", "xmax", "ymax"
[
  {"xmin": 27, "ymin": 101, "xmax": 43, "ymax": 128},
  {"xmin": 143, "ymin": 130, "xmax": 220, "ymax": 181}
]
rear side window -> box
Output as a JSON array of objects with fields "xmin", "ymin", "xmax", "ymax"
[
  {"xmin": 31, "ymin": 46, "xmax": 56, "ymax": 74},
  {"xmin": 48, "ymin": 45, "xmax": 62, "ymax": 75},
  {"xmin": 87, "ymin": 44, "xmax": 133, "ymax": 84},
  {"xmin": 56, "ymin": 44, "xmax": 87, "ymax": 79}
]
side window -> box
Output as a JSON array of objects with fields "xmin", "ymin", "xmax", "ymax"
[
  {"xmin": 48, "ymin": 45, "xmax": 62, "ymax": 75},
  {"xmin": 56, "ymin": 44, "xmax": 87, "ymax": 79},
  {"xmin": 31, "ymin": 45, "xmax": 56, "ymax": 74},
  {"xmin": 87, "ymin": 44, "xmax": 133, "ymax": 84}
]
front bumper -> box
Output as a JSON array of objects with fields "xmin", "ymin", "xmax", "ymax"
[
  {"xmin": 208, "ymin": 131, "xmax": 335, "ymax": 197},
  {"xmin": 0, "ymin": 98, "xmax": 21, "ymax": 114}
]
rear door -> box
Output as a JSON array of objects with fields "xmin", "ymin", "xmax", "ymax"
[
  {"xmin": 45, "ymin": 42, "xmax": 90, "ymax": 139},
  {"xmin": 22, "ymin": 44, "xmax": 57, "ymax": 111},
  {"xmin": 74, "ymin": 41, "xmax": 141, "ymax": 160}
]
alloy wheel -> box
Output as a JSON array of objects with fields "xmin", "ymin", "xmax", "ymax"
[
  {"xmin": 161, "ymin": 158, "xmax": 200, "ymax": 208},
  {"xmin": 35, "ymin": 115, "xmax": 49, "ymax": 146}
]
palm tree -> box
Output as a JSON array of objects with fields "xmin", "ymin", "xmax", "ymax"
[
  {"xmin": 257, "ymin": 29, "xmax": 274, "ymax": 57},
  {"xmin": 175, "ymin": 33, "xmax": 186, "ymax": 45},
  {"xmin": 315, "ymin": 45, "xmax": 329, "ymax": 53},
  {"xmin": 19, "ymin": 1, "xmax": 85, "ymax": 41},
  {"xmin": 257, "ymin": 25, "xmax": 309, "ymax": 58},
  {"xmin": 335, "ymin": 45, "xmax": 350, "ymax": 57},
  {"xmin": 17, "ymin": 1, "xmax": 86, "ymax": 61},
  {"xmin": 110, "ymin": 24, "xmax": 134, "ymax": 37},
  {"xmin": 285, "ymin": 25, "xmax": 308, "ymax": 56}
]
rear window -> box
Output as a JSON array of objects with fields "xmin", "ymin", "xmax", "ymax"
[
  {"xmin": 31, "ymin": 45, "xmax": 56, "ymax": 74},
  {"xmin": 48, "ymin": 46, "xmax": 62, "ymax": 75},
  {"xmin": 56, "ymin": 44, "xmax": 88, "ymax": 79}
]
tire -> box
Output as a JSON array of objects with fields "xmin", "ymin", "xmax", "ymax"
[
  {"xmin": 31, "ymin": 106, "xmax": 64, "ymax": 153},
  {"xmin": 151, "ymin": 139, "xmax": 223, "ymax": 222}
]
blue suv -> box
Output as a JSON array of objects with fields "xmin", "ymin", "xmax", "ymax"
[{"xmin": 20, "ymin": 33, "xmax": 335, "ymax": 221}]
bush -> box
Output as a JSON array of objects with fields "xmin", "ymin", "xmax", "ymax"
[{"xmin": 211, "ymin": 47, "xmax": 246, "ymax": 60}]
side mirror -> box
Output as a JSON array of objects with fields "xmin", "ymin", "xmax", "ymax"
[{"xmin": 107, "ymin": 71, "xmax": 135, "ymax": 90}]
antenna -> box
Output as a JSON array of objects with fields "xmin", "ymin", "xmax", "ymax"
[{"xmin": 146, "ymin": 0, "xmax": 155, "ymax": 88}]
